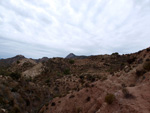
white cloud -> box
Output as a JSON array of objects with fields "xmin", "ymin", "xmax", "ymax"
[{"xmin": 0, "ymin": 0, "xmax": 150, "ymax": 58}]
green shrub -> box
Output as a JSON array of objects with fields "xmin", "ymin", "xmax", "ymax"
[
  {"xmin": 69, "ymin": 60, "xmax": 75, "ymax": 64},
  {"xmin": 111, "ymin": 52, "xmax": 119, "ymax": 56},
  {"xmin": 16, "ymin": 60, "xmax": 20, "ymax": 64},
  {"xmin": 143, "ymin": 61, "xmax": 150, "ymax": 71},
  {"xmin": 63, "ymin": 69, "xmax": 70, "ymax": 75},
  {"xmin": 105, "ymin": 93, "xmax": 115, "ymax": 104}
]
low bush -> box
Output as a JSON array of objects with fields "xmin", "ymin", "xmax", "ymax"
[
  {"xmin": 9, "ymin": 72, "xmax": 21, "ymax": 80},
  {"xmin": 86, "ymin": 75, "xmax": 95, "ymax": 82},
  {"xmin": 79, "ymin": 75, "xmax": 84, "ymax": 80},
  {"xmin": 69, "ymin": 95, "xmax": 75, "ymax": 98},
  {"xmin": 129, "ymin": 84, "xmax": 135, "ymax": 87},
  {"xmin": 136, "ymin": 69, "xmax": 146, "ymax": 77},
  {"xmin": 16, "ymin": 60, "xmax": 20, "ymax": 64},
  {"xmin": 146, "ymin": 48, "xmax": 150, "ymax": 52},
  {"xmin": 0, "ymin": 67, "xmax": 10, "ymax": 76},
  {"xmin": 143, "ymin": 61, "xmax": 150, "ymax": 71},
  {"xmin": 111, "ymin": 52, "xmax": 119, "ymax": 56},
  {"xmin": 45, "ymin": 79, "xmax": 50, "ymax": 84},
  {"xmin": 86, "ymin": 96, "xmax": 91, "ymax": 102},
  {"xmin": 69, "ymin": 60, "xmax": 75, "ymax": 64},
  {"xmin": 9, "ymin": 105, "xmax": 20, "ymax": 113},
  {"xmin": 51, "ymin": 102, "xmax": 56, "ymax": 106},
  {"xmin": 122, "ymin": 88, "xmax": 134, "ymax": 99},
  {"xmin": 63, "ymin": 69, "xmax": 70, "ymax": 75},
  {"xmin": 105, "ymin": 93, "xmax": 115, "ymax": 104},
  {"xmin": 127, "ymin": 57, "xmax": 136, "ymax": 64}
]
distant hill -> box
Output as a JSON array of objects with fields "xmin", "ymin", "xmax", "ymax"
[
  {"xmin": 32, "ymin": 57, "xmax": 49, "ymax": 63},
  {"xmin": 65, "ymin": 53, "xmax": 88, "ymax": 59},
  {"xmin": 0, "ymin": 55, "xmax": 25, "ymax": 67}
]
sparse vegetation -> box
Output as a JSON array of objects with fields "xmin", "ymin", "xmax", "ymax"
[
  {"xmin": 0, "ymin": 67, "xmax": 10, "ymax": 76},
  {"xmin": 105, "ymin": 93, "xmax": 115, "ymax": 104}
]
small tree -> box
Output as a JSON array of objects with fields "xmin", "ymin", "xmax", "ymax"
[{"xmin": 111, "ymin": 52, "xmax": 119, "ymax": 56}]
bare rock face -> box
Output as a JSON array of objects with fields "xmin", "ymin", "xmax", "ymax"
[{"xmin": 22, "ymin": 63, "xmax": 43, "ymax": 78}]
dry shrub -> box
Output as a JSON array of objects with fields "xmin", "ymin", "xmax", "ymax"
[
  {"xmin": 105, "ymin": 93, "xmax": 115, "ymax": 104},
  {"xmin": 143, "ymin": 61, "xmax": 150, "ymax": 71}
]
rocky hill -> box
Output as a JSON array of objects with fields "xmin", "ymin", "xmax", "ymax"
[{"xmin": 0, "ymin": 47, "xmax": 150, "ymax": 113}]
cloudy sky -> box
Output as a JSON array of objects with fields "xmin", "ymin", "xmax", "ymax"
[{"xmin": 0, "ymin": 0, "xmax": 150, "ymax": 58}]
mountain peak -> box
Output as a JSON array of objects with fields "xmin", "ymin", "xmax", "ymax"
[
  {"xmin": 15, "ymin": 55, "xmax": 25, "ymax": 58},
  {"xmin": 65, "ymin": 53, "xmax": 76, "ymax": 58}
]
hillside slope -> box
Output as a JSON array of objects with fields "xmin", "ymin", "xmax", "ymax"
[
  {"xmin": 39, "ymin": 48, "xmax": 150, "ymax": 113},
  {"xmin": 0, "ymin": 47, "xmax": 150, "ymax": 113}
]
